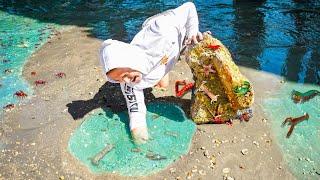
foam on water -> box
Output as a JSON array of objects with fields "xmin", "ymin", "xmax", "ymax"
[
  {"xmin": 68, "ymin": 102, "xmax": 196, "ymax": 176},
  {"xmin": 263, "ymin": 82, "xmax": 320, "ymax": 178},
  {"xmin": 0, "ymin": 10, "xmax": 55, "ymax": 111}
]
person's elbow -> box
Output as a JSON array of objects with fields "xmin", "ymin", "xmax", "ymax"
[{"xmin": 182, "ymin": 2, "xmax": 196, "ymax": 11}]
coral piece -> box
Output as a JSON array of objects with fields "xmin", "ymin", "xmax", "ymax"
[
  {"xmin": 185, "ymin": 34, "xmax": 254, "ymax": 124},
  {"xmin": 175, "ymin": 80, "xmax": 194, "ymax": 98}
]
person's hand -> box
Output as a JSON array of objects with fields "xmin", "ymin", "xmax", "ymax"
[
  {"xmin": 185, "ymin": 31, "xmax": 212, "ymax": 45},
  {"xmin": 122, "ymin": 71, "xmax": 142, "ymax": 84},
  {"xmin": 131, "ymin": 126, "xmax": 149, "ymax": 144}
]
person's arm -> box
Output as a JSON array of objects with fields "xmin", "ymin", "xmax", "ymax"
[
  {"xmin": 171, "ymin": 2, "xmax": 202, "ymax": 44},
  {"xmin": 120, "ymin": 83, "xmax": 147, "ymax": 130}
]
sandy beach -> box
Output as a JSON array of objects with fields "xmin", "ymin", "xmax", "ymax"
[{"xmin": 0, "ymin": 27, "xmax": 295, "ymax": 179}]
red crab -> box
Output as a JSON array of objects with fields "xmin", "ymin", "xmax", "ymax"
[
  {"xmin": 211, "ymin": 116, "xmax": 233, "ymax": 126},
  {"xmin": 207, "ymin": 44, "xmax": 220, "ymax": 51},
  {"xmin": 55, "ymin": 72, "xmax": 66, "ymax": 78},
  {"xmin": 3, "ymin": 104, "xmax": 15, "ymax": 111},
  {"xmin": 34, "ymin": 80, "xmax": 47, "ymax": 86},
  {"xmin": 31, "ymin": 71, "xmax": 37, "ymax": 76},
  {"xmin": 14, "ymin": 90, "xmax": 28, "ymax": 98}
]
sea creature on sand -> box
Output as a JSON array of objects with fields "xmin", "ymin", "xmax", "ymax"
[
  {"xmin": 3, "ymin": 104, "xmax": 15, "ymax": 111},
  {"xmin": 291, "ymin": 89, "xmax": 319, "ymax": 103},
  {"xmin": 175, "ymin": 80, "xmax": 194, "ymax": 97},
  {"xmin": 17, "ymin": 41, "xmax": 29, "ymax": 48},
  {"xmin": 55, "ymin": 72, "xmax": 66, "ymax": 78},
  {"xmin": 14, "ymin": 90, "xmax": 28, "ymax": 98},
  {"xmin": 31, "ymin": 71, "xmax": 37, "ymax": 76},
  {"xmin": 211, "ymin": 115, "xmax": 233, "ymax": 125},
  {"xmin": 4, "ymin": 69, "xmax": 13, "ymax": 74},
  {"xmin": 34, "ymin": 80, "xmax": 47, "ymax": 86},
  {"xmin": 146, "ymin": 152, "xmax": 167, "ymax": 161},
  {"xmin": 236, "ymin": 108, "xmax": 253, "ymax": 122},
  {"xmin": 2, "ymin": 59, "xmax": 10, "ymax": 63},
  {"xmin": 90, "ymin": 144, "xmax": 114, "ymax": 166},
  {"xmin": 198, "ymin": 81, "xmax": 220, "ymax": 104},
  {"xmin": 281, "ymin": 113, "xmax": 309, "ymax": 138}
]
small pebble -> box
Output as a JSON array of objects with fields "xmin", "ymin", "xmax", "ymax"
[
  {"xmin": 199, "ymin": 170, "xmax": 206, "ymax": 175},
  {"xmin": 226, "ymin": 176, "xmax": 234, "ymax": 180},
  {"xmin": 222, "ymin": 168, "xmax": 230, "ymax": 174}
]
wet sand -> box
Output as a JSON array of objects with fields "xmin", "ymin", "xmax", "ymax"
[{"xmin": 0, "ymin": 27, "xmax": 295, "ymax": 179}]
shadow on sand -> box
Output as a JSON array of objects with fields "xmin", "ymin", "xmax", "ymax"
[{"xmin": 66, "ymin": 82, "xmax": 191, "ymax": 122}]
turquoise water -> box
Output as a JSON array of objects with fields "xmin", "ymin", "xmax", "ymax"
[
  {"xmin": 68, "ymin": 103, "xmax": 196, "ymax": 176},
  {"xmin": 263, "ymin": 82, "xmax": 320, "ymax": 178},
  {"xmin": 0, "ymin": 10, "xmax": 55, "ymax": 111}
]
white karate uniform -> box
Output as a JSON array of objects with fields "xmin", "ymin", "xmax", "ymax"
[{"xmin": 100, "ymin": 2, "xmax": 200, "ymax": 130}]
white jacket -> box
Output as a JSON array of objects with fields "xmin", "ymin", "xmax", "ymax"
[{"xmin": 100, "ymin": 2, "xmax": 199, "ymax": 129}]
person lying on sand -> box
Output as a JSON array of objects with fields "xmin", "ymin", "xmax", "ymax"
[{"xmin": 99, "ymin": 2, "xmax": 209, "ymax": 144}]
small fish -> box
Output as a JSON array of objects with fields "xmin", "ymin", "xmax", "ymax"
[{"xmin": 90, "ymin": 144, "xmax": 114, "ymax": 165}]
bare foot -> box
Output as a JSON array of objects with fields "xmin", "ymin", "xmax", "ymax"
[
  {"xmin": 155, "ymin": 74, "xmax": 169, "ymax": 89},
  {"xmin": 131, "ymin": 126, "xmax": 149, "ymax": 144}
]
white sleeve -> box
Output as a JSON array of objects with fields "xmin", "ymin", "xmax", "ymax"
[
  {"xmin": 171, "ymin": 2, "xmax": 200, "ymax": 39},
  {"xmin": 120, "ymin": 83, "xmax": 147, "ymax": 130}
]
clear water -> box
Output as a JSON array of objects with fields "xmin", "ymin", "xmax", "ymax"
[
  {"xmin": 263, "ymin": 83, "xmax": 320, "ymax": 178},
  {"xmin": 1, "ymin": 0, "xmax": 320, "ymax": 178},
  {"xmin": 68, "ymin": 103, "xmax": 196, "ymax": 176}
]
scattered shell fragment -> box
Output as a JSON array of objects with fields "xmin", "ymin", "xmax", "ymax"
[
  {"xmin": 203, "ymin": 150, "xmax": 209, "ymax": 157},
  {"xmin": 241, "ymin": 148, "xmax": 249, "ymax": 155},
  {"xmin": 169, "ymin": 168, "xmax": 176, "ymax": 173},
  {"xmin": 253, "ymin": 141, "xmax": 259, "ymax": 147},
  {"xmin": 210, "ymin": 155, "xmax": 216, "ymax": 165}
]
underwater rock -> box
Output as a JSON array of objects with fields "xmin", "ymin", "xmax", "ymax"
[{"xmin": 185, "ymin": 34, "xmax": 254, "ymax": 124}]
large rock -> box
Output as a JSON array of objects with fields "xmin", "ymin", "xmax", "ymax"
[{"xmin": 186, "ymin": 34, "xmax": 254, "ymax": 124}]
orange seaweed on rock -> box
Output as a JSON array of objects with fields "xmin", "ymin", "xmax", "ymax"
[{"xmin": 185, "ymin": 34, "xmax": 254, "ymax": 124}]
